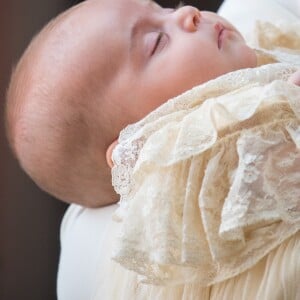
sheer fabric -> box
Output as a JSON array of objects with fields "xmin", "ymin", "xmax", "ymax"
[
  {"xmin": 111, "ymin": 64, "xmax": 300, "ymax": 286},
  {"xmin": 95, "ymin": 232, "xmax": 300, "ymax": 299},
  {"xmin": 93, "ymin": 22, "xmax": 300, "ymax": 299}
]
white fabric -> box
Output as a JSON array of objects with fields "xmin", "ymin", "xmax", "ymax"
[
  {"xmin": 57, "ymin": 1, "xmax": 300, "ymax": 299},
  {"xmin": 57, "ymin": 204, "xmax": 118, "ymax": 300},
  {"xmin": 218, "ymin": 0, "xmax": 300, "ymax": 40}
]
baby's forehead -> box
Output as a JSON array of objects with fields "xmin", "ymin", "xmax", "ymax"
[{"xmin": 35, "ymin": 0, "xmax": 162, "ymax": 102}]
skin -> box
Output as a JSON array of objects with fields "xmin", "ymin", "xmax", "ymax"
[
  {"xmin": 82, "ymin": 0, "xmax": 258, "ymax": 130},
  {"xmin": 60, "ymin": 0, "xmax": 299, "ymax": 134}
]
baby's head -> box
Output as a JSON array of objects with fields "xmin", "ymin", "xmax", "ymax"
[{"xmin": 6, "ymin": 0, "xmax": 256, "ymax": 207}]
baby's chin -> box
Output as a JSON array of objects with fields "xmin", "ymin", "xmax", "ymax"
[
  {"xmin": 246, "ymin": 46, "xmax": 258, "ymax": 68},
  {"xmin": 234, "ymin": 44, "xmax": 258, "ymax": 70}
]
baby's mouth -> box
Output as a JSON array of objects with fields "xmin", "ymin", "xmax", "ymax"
[{"xmin": 215, "ymin": 22, "xmax": 225, "ymax": 49}]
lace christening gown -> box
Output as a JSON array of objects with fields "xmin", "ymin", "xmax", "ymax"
[{"xmin": 93, "ymin": 22, "xmax": 300, "ymax": 300}]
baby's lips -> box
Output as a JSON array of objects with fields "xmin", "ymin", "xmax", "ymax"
[{"xmin": 215, "ymin": 22, "xmax": 225, "ymax": 49}]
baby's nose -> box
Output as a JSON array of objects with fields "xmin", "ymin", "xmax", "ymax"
[{"xmin": 174, "ymin": 6, "xmax": 201, "ymax": 32}]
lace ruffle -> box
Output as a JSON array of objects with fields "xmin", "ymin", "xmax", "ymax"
[{"xmin": 110, "ymin": 23, "xmax": 300, "ymax": 286}]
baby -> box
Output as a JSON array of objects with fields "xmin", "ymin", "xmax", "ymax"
[
  {"xmin": 6, "ymin": 0, "xmax": 300, "ymax": 298},
  {"xmin": 5, "ymin": 0, "xmax": 263, "ymax": 207}
]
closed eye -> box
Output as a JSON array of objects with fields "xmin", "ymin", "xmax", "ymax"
[{"xmin": 151, "ymin": 32, "xmax": 164, "ymax": 55}]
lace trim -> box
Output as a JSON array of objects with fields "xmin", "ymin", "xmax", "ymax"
[
  {"xmin": 109, "ymin": 22, "xmax": 300, "ymax": 286},
  {"xmin": 112, "ymin": 63, "xmax": 298, "ymax": 217}
]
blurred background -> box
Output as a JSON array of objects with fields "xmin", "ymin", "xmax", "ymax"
[{"xmin": 0, "ymin": 0, "xmax": 222, "ymax": 299}]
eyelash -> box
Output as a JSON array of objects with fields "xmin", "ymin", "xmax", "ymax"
[{"xmin": 152, "ymin": 32, "xmax": 163, "ymax": 55}]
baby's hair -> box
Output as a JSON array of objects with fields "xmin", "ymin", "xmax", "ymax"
[
  {"xmin": 5, "ymin": 3, "xmax": 118, "ymax": 206},
  {"xmin": 5, "ymin": 2, "xmax": 84, "ymax": 155}
]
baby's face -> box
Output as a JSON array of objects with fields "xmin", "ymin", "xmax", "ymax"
[{"xmin": 68, "ymin": 0, "xmax": 256, "ymax": 131}]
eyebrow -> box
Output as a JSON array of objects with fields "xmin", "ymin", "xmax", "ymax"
[
  {"xmin": 129, "ymin": 6, "xmax": 153, "ymax": 56},
  {"xmin": 141, "ymin": 0, "xmax": 158, "ymax": 8},
  {"xmin": 130, "ymin": 19, "xmax": 146, "ymax": 52}
]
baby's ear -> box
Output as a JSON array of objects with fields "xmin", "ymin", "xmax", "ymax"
[{"xmin": 106, "ymin": 140, "xmax": 118, "ymax": 168}]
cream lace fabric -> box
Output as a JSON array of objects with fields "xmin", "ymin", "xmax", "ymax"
[{"xmin": 110, "ymin": 22, "xmax": 300, "ymax": 287}]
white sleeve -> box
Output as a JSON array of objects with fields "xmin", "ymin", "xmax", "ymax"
[{"xmin": 57, "ymin": 204, "xmax": 118, "ymax": 300}]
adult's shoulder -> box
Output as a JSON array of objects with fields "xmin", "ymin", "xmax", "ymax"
[{"xmin": 57, "ymin": 203, "xmax": 118, "ymax": 300}]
